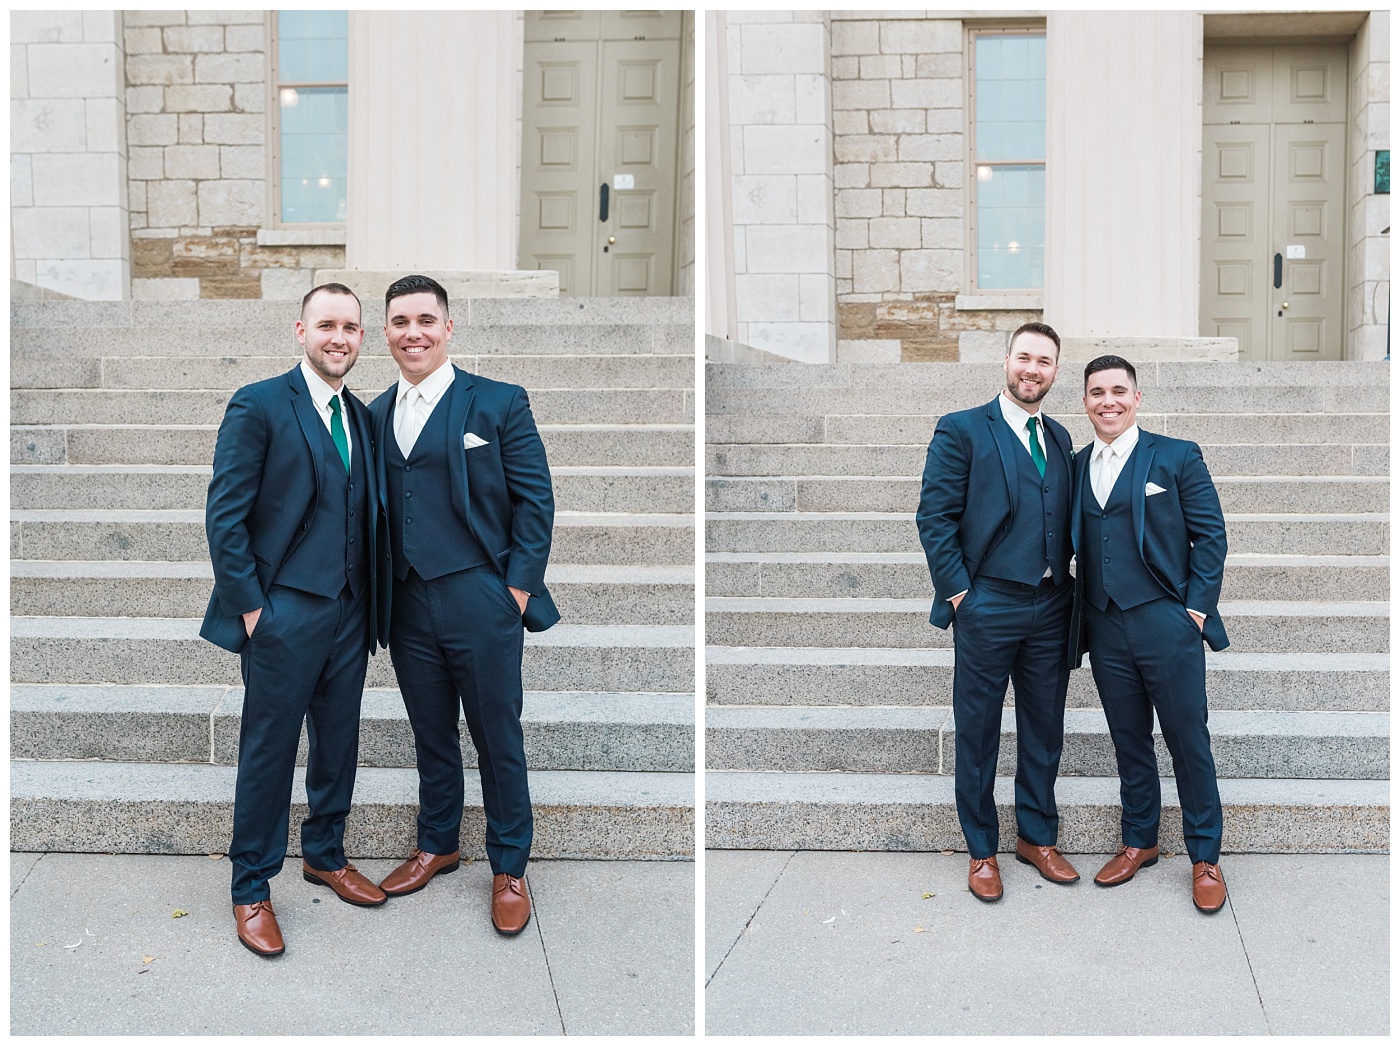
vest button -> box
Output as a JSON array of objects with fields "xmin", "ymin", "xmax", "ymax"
[
  {"xmin": 302, "ymin": 523, "xmax": 309, "ymax": 531},
  {"xmin": 405, "ymin": 517, "xmax": 412, "ymax": 525},
  {"xmin": 404, "ymin": 465, "xmax": 412, "ymax": 473},
  {"xmin": 349, "ymin": 510, "xmax": 354, "ymax": 517},
  {"xmin": 405, "ymin": 492, "xmax": 413, "ymax": 499},
  {"xmin": 348, "ymin": 538, "xmax": 354, "ymax": 545}
]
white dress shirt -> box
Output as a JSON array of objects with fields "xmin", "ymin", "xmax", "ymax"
[
  {"xmin": 1089, "ymin": 423, "xmax": 1140, "ymax": 509},
  {"xmin": 298, "ymin": 359, "xmax": 353, "ymax": 467},
  {"xmin": 394, "ymin": 360, "xmax": 454, "ymax": 458}
]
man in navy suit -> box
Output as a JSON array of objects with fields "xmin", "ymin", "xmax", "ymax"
[
  {"xmin": 202, "ymin": 283, "xmax": 387, "ymax": 957},
  {"xmin": 1072, "ymin": 355, "xmax": 1230, "ymax": 913},
  {"xmin": 916, "ymin": 322, "xmax": 1081, "ymax": 902},
  {"xmin": 369, "ymin": 274, "xmax": 558, "ymax": 936}
]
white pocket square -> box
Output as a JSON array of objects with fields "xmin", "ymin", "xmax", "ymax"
[
  {"xmin": 463, "ymin": 432, "xmax": 489, "ymax": 449},
  {"xmin": 1145, "ymin": 482, "xmax": 1167, "ymax": 496}
]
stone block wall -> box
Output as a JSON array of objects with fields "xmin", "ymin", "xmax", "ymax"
[
  {"xmin": 11, "ymin": 11, "xmax": 130, "ymax": 299},
  {"xmin": 1347, "ymin": 12, "xmax": 1390, "ymax": 360},
  {"xmin": 123, "ymin": 11, "xmax": 344, "ymax": 300},
  {"xmin": 678, "ymin": 11, "xmax": 696, "ymax": 297},
  {"xmin": 830, "ymin": 13, "xmax": 1042, "ymax": 361}
]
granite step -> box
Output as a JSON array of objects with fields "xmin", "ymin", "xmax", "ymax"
[
  {"xmin": 10, "ymin": 561, "xmax": 696, "ymax": 624},
  {"xmin": 12, "ymin": 685, "xmax": 694, "ymax": 772},
  {"xmin": 705, "ymin": 552, "xmax": 1391, "ymax": 602},
  {"xmin": 704, "ymin": 512, "xmax": 1389, "ymax": 556},
  {"xmin": 704, "ymin": 705, "xmax": 1388, "ymax": 779},
  {"xmin": 704, "ymin": 647, "xmax": 1391, "ymax": 712},
  {"xmin": 704, "ymin": 597, "xmax": 1389, "ymax": 654},
  {"xmin": 10, "ymin": 618, "xmax": 695, "ymax": 692},
  {"xmin": 12, "ymin": 422, "xmax": 696, "ymax": 468},
  {"xmin": 13, "ymin": 386, "xmax": 696, "ymax": 427},
  {"xmin": 10, "ymin": 760, "xmax": 694, "ymax": 859},
  {"xmin": 11, "ymin": 510, "xmax": 696, "ymax": 565},
  {"xmin": 704, "ymin": 771, "xmax": 1387, "ymax": 853},
  {"xmin": 705, "ymin": 474, "xmax": 1388, "ymax": 515}
]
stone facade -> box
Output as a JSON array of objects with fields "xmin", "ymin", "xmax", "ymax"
[
  {"xmin": 122, "ymin": 11, "xmax": 344, "ymax": 300},
  {"xmin": 1347, "ymin": 12, "xmax": 1390, "ymax": 361}
]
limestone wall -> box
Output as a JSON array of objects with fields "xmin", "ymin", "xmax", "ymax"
[{"xmin": 1347, "ymin": 12, "xmax": 1390, "ymax": 360}]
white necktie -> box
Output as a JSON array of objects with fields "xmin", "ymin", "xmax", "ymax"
[
  {"xmin": 1094, "ymin": 445, "xmax": 1118, "ymax": 508},
  {"xmin": 395, "ymin": 386, "xmax": 427, "ymax": 459}
]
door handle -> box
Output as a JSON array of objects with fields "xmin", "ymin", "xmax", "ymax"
[
  {"xmin": 599, "ymin": 183, "xmax": 609, "ymax": 223},
  {"xmin": 1273, "ymin": 253, "xmax": 1282, "ymax": 288}
]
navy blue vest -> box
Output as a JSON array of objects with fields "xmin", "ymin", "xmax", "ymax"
[
  {"xmin": 977, "ymin": 424, "xmax": 1072, "ymax": 587},
  {"xmin": 1080, "ymin": 443, "xmax": 1166, "ymax": 611},
  {"xmin": 385, "ymin": 386, "xmax": 491, "ymax": 581},
  {"xmin": 276, "ymin": 409, "xmax": 369, "ymax": 599}
]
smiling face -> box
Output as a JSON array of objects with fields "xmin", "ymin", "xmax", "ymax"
[
  {"xmin": 296, "ymin": 289, "xmax": 363, "ymax": 389},
  {"xmin": 385, "ymin": 291, "xmax": 453, "ymax": 384},
  {"xmin": 1083, "ymin": 367, "xmax": 1142, "ymax": 443},
  {"xmin": 1003, "ymin": 330, "xmax": 1059, "ymax": 410}
]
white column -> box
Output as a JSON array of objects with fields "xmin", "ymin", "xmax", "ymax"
[
  {"xmin": 725, "ymin": 11, "xmax": 837, "ymax": 363},
  {"xmin": 345, "ymin": 12, "xmax": 519, "ymax": 270},
  {"xmin": 1045, "ymin": 11, "xmax": 1202, "ymax": 337}
]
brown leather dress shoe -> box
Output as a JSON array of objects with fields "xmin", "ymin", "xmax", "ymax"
[
  {"xmin": 1192, "ymin": 861, "xmax": 1227, "ymax": 913},
  {"xmin": 234, "ymin": 900, "xmax": 284, "ymax": 957},
  {"xmin": 1094, "ymin": 844, "xmax": 1160, "ymax": 887},
  {"xmin": 967, "ymin": 856, "xmax": 1003, "ymax": 902},
  {"xmin": 492, "ymin": 873, "xmax": 532, "ymax": 935},
  {"xmin": 303, "ymin": 861, "xmax": 388, "ymax": 907},
  {"xmin": 1014, "ymin": 838, "xmax": 1080, "ymax": 883},
  {"xmin": 379, "ymin": 848, "xmax": 462, "ymax": 897}
]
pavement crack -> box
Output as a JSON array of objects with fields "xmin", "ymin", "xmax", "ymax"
[
  {"xmin": 705, "ymin": 849, "xmax": 796, "ymax": 989},
  {"xmin": 1228, "ymin": 895, "xmax": 1272, "ymax": 1034},
  {"xmin": 11, "ymin": 852, "xmax": 47, "ymax": 899},
  {"xmin": 533, "ymin": 881, "xmax": 568, "ymax": 1035}
]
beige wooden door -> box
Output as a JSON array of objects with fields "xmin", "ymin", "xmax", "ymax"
[
  {"xmin": 1200, "ymin": 44, "xmax": 1348, "ymax": 360},
  {"xmin": 520, "ymin": 11, "xmax": 682, "ymax": 296}
]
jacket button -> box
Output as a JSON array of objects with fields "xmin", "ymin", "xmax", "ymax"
[
  {"xmin": 405, "ymin": 517, "xmax": 412, "ymax": 525},
  {"xmin": 405, "ymin": 492, "xmax": 413, "ymax": 499},
  {"xmin": 348, "ymin": 538, "xmax": 354, "ymax": 545}
]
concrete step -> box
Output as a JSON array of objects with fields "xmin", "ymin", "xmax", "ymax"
[
  {"xmin": 13, "ymin": 386, "xmax": 696, "ymax": 427},
  {"xmin": 12, "ymin": 686, "xmax": 694, "ymax": 772},
  {"xmin": 705, "ymin": 705, "xmax": 1388, "ymax": 779},
  {"xmin": 11, "ymin": 464, "xmax": 694, "ymax": 515},
  {"xmin": 10, "ymin": 760, "xmax": 694, "ymax": 858},
  {"xmin": 11, "ymin": 561, "xmax": 695, "ymax": 624},
  {"xmin": 704, "ymin": 647, "xmax": 1391, "ymax": 712},
  {"xmin": 12, "ymin": 510, "xmax": 695, "ymax": 565},
  {"xmin": 708, "ymin": 412, "xmax": 1390, "ymax": 447},
  {"xmin": 13, "ymin": 423, "xmax": 695, "ymax": 468},
  {"xmin": 10, "ymin": 618, "xmax": 695, "ymax": 692},
  {"xmin": 705, "ymin": 552, "xmax": 1390, "ymax": 602},
  {"xmin": 12, "ymin": 354, "xmax": 693, "ymax": 393},
  {"xmin": 704, "ymin": 771, "xmax": 1387, "ymax": 853},
  {"xmin": 705, "ymin": 511, "xmax": 1389, "ymax": 557},
  {"xmin": 704, "ymin": 597, "xmax": 1388, "ymax": 654},
  {"xmin": 706, "ymin": 442, "xmax": 1388, "ymax": 479},
  {"xmin": 705, "ymin": 474, "xmax": 1387, "ymax": 515}
]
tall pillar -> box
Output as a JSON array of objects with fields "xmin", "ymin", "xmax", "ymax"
[
  {"xmin": 345, "ymin": 12, "xmax": 519, "ymax": 270},
  {"xmin": 1045, "ymin": 12, "xmax": 1202, "ymax": 337}
]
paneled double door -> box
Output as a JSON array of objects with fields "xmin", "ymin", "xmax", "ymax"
[
  {"xmin": 1200, "ymin": 44, "xmax": 1348, "ymax": 361},
  {"xmin": 520, "ymin": 11, "xmax": 684, "ymax": 296}
]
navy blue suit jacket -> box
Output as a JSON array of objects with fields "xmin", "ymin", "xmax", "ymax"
[
  {"xmin": 915, "ymin": 395, "xmax": 1074, "ymax": 630},
  {"xmin": 201, "ymin": 365, "xmax": 378, "ymax": 654},
  {"xmin": 369, "ymin": 364, "xmax": 559, "ymax": 642},
  {"xmin": 1070, "ymin": 428, "xmax": 1230, "ymax": 665}
]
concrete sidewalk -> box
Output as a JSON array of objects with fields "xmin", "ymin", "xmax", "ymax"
[
  {"xmin": 706, "ymin": 850, "xmax": 1388, "ymax": 1036},
  {"xmin": 11, "ymin": 852, "xmax": 693, "ymax": 1036}
]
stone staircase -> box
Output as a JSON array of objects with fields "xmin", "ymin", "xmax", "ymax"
[
  {"xmin": 10, "ymin": 296, "xmax": 695, "ymax": 860},
  {"xmin": 705, "ymin": 360, "xmax": 1389, "ymax": 854}
]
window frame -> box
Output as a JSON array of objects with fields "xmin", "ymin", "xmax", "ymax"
[
  {"xmin": 265, "ymin": 11, "xmax": 350, "ymax": 230},
  {"xmin": 964, "ymin": 23, "xmax": 1048, "ymax": 296}
]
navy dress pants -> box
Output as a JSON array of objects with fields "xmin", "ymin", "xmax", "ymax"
[
  {"xmin": 1085, "ymin": 597, "xmax": 1223, "ymax": 864},
  {"xmin": 390, "ymin": 566, "xmax": 532, "ymax": 877},
  {"xmin": 950, "ymin": 575, "xmax": 1072, "ymax": 858},
  {"xmin": 231, "ymin": 583, "xmax": 369, "ymax": 904}
]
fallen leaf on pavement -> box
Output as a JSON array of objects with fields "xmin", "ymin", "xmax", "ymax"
[
  {"xmin": 914, "ymin": 927, "xmax": 926, "ymax": 933},
  {"xmin": 941, "ymin": 850, "xmax": 955, "ymax": 856},
  {"xmin": 921, "ymin": 892, "xmax": 935, "ymax": 899},
  {"xmin": 142, "ymin": 956, "xmax": 155, "ymax": 964},
  {"xmin": 207, "ymin": 854, "xmax": 224, "ymax": 860},
  {"xmin": 172, "ymin": 910, "xmax": 188, "ymax": 919}
]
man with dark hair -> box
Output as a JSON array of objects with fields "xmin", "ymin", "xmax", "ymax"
[
  {"xmin": 1072, "ymin": 355, "xmax": 1230, "ymax": 913},
  {"xmin": 203, "ymin": 283, "xmax": 386, "ymax": 957},
  {"xmin": 369, "ymin": 274, "xmax": 559, "ymax": 935},
  {"xmin": 916, "ymin": 320, "xmax": 1080, "ymax": 902}
]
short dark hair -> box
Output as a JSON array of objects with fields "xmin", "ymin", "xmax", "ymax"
[
  {"xmin": 385, "ymin": 274, "xmax": 449, "ymax": 317},
  {"xmin": 301, "ymin": 282, "xmax": 360, "ymax": 316},
  {"xmin": 1084, "ymin": 354, "xmax": 1138, "ymax": 389},
  {"xmin": 1007, "ymin": 320, "xmax": 1060, "ymax": 357}
]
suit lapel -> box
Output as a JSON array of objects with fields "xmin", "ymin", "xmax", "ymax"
[
  {"xmin": 288, "ymin": 367, "xmax": 323, "ymax": 496},
  {"xmin": 1071, "ymin": 439, "xmax": 1090, "ymax": 554},
  {"xmin": 985, "ymin": 396, "xmax": 1020, "ymax": 516},
  {"xmin": 373, "ymin": 383, "xmax": 395, "ymax": 511},
  {"xmin": 445, "ymin": 365, "xmax": 477, "ymax": 521},
  {"xmin": 1130, "ymin": 429, "xmax": 1156, "ymax": 555}
]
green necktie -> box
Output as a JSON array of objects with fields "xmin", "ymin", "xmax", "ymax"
[
  {"xmin": 1026, "ymin": 416, "xmax": 1046, "ymax": 477},
  {"xmin": 329, "ymin": 394, "xmax": 351, "ymax": 474}
]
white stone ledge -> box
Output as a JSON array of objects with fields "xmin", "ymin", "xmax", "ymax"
[
  {"xmin": 955, "ymin": 293, "xmax": 1043, "ymax": 311},
  {"xmin": 256, "ymin": 226, "xmax": 347, "ymax": 247}
]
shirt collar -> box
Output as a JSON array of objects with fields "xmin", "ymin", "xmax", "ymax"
[
  {"xmin": 299, "ymin": 359, "xmax": 343, "ymax": 412},
  {"xmin": 1093, "ymin": 423, "xmax": 1140, "ymax": 461},
  {"xmin": 998, "ymin": 389, "xmax": 1044, "ymax": 430},
  {"xmin": 396, "ymin": 360, "xmax": 454, "ymax": 407}
]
